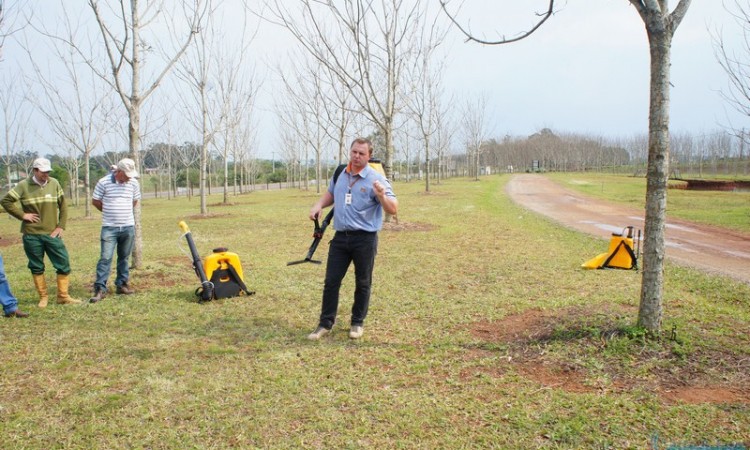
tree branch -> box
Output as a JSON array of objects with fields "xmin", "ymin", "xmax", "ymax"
[{"xmin": 439, "ymin": 0, "xmax": 556, "ymax": 45}]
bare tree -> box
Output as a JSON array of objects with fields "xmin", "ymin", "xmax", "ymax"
[
  {"xmin": 713, "ymin": 0, "xmax": 750, "ymax": 178},
  {"xmin": 392, "ymin": 118, "xmax": 413, "ymax": 181},
  {"xmin": 714, "ymin": 1, "xmax": 750, "ymax": 136},
  {"xmin": 460, "ymin": 94, "xmax": 489, "ymax": 181},
  {"xmin": 23, "ymin": 3, "xmax": 117, "ymax": 217},
  {"xmin": 404, "ymin": 13, "xmax": 448, "ymax": 191},
  {"xmin": 216, "ymin": 103, "xmax": 254, "ymax": 201},
  {"xmin": 0, "ymin": 71, "xmax": 30, "ymax": 189},
  {"xmin": 442, "ymin": 0, "xmax": 692, "ymax": 335},
  {"xmin": 265, "ymin": 0, "xmax": 433, "ymax": 180},
  {"xmin": 215, "ymin": 54, "xmax": 258, "ymax": 203},
  {"xmin": 177, "ymin": 0, "xmax": 242, "ymax": 214},
  {"xmin": 87, "ymin": 0, "xmax": 205, "ymax": 267},
  {"xmin": 301, "ymin": 61, "xmax": 332, "ymax": 191},
  {"xmin": 0, "ymin": 0, "xmax": 29, "ymax": 62},
  {"xmin": 317, "ymin": 62, "xmax": 356, "ymax": 166},
  {"xmin": 629, "ymin": 1, "xmax": 692, "ymax": 334},
  {"xmin": 274, "ymin": 71, "xmax": 305, "ymax": 189},
  {"xmin": 275, "ymin": 52, "xmax": 333, "ymax": 192},
  {"xmin": 174, "ymin": 141, "xmax": 201, "ymax": 198},
  {"xmin": 432, "ymin": 98, "xmax": 456, "ymax": 183},
  {"xmin": 275, "ymin": 118, "xmax": 302, "ymax": 187},
  {"xmin": 228, "ymin": 116, "xmax": 256, "ymax": 196}
]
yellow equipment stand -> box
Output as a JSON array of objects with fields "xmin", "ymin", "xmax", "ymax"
[{"xmin": 582, "ymin": 226, "xmax": 639, "ymax": 270}]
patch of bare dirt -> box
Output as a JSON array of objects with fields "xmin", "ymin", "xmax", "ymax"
[
  {"xmin": 161, "ymin": 256, "xmax": 189, "ymax": 266},
  {"xmin": 662, "ymin": 387, "xmax": 749, "ymax": 405},
  {"xmin": 518, "ymin": 361, "xmax": 592, "ymax": 394},
  {"xmin": 0, "ymin": 235, "xmax": 21, "ymax": 248},
  {"xmin": 136, "ymin": 271, "xmax": 181, "ymax": 288},
  {"xmin": 469, "ymin": 307, "xmax": 750, "ymax": 405},
  {"xmin": 471, "ymin": 307, "xmax": 571, "ymax": 344},
  {"xmin": 125, "ymin": 256, "xmax": 195, "ymax": 290}
]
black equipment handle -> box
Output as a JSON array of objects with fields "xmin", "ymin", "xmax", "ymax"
[
  {"xmin": 287, "ymin": 208, "xmax": 334, "ymax": 266},
  {"xmin": 179, "ymin": 221, "xmax": 215, "ymax": 301}
]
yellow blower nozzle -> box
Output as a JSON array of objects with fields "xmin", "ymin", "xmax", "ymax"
[
  {"xmin": 178, "ymin": 221, "xmax": 190, "ymax": 233},
  {"xmin": 581, "ymin": 253, "xmax": 609, "ymax": 270}
]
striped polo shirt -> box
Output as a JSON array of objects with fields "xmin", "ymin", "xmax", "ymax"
[{"xmin": 92, "ymin": 174, "xmax": 141, "ymax": 227}]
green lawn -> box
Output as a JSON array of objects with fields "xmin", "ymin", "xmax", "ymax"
[
  {"xmin": 545, "ymin": 172, "xmax": 750, "ymax": 233},
  {"xmin": 0, "ymin": 176, "xmax": 748, "ymax": 449}
]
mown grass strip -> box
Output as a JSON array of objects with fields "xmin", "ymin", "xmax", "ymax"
[{"xmin": 0, "ymin": 175, "xmax": 747, "ymax": 448}]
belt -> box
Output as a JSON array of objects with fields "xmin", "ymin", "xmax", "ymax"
[{"xmin": 335, "ymin": 230, "xmax": 376, "ymax": 236}]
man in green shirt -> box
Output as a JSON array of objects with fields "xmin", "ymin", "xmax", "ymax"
[{"xmin": 1, "ymin": 158, "xmax": 80, "ymax": 307}]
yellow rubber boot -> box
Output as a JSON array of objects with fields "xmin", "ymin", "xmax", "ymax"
[
  {"xmin": 56, "ymin": 274, "xmax": 81, "ymax": 305},
  {"xmin": 33, "ymin": 274, "xmax": 49, "ymax": 308}
]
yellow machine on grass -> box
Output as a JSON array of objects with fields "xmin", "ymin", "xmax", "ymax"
[
  {"xmin": 582, "ymin": 225, "xmax": 640, "ymax": 270},
  {"xmin": 179, "ymin": 221, "xmax": 254, "ymax": 301}
]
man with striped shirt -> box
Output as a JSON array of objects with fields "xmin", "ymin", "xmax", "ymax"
[{"xmin": 89, "ymin": 158, "xmax": 141, "ymax": 303}]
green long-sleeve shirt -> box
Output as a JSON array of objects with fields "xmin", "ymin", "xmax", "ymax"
[{"xmin": 1, "ymin": 176, "xmax": 68, "ymax": 235}]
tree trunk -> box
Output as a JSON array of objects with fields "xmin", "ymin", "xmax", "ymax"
[
  {"xmin": 638, "ymin": 20, "xmax": 673, "ymax": 334},
  {"xmin": 84, "ymin": 151, "xmax": 92, "ymax": 218},
  {"xmin": 200, "ymin": 106, "xmax": 208, "ymax": 215},
  {"xmin": 129, "ymin": 106, "xmax": 144, "ymax": 269},
  {"xmin": 424, "ymin": 141, "xmax": 430, "ymax": 192},
  {"xmin": 223, "ymin": 153, "xmax": 229, "ymax": 204}
]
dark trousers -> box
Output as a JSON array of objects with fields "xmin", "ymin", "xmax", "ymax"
[
  {"xmin": 22, "ymin": 234, "xmax": 72, "ymax": 275},
  {"xmin": 319, "ymin": 231, "xmax": 378, "ymax": 329}
]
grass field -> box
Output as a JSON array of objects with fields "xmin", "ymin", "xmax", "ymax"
[
  {"xmin": 545, "ymin": 172, "xmax": 750, "ymax": 234},
  {"xmin": 1, "ymin": 175, "xmax": 748, "ymax": 449}
]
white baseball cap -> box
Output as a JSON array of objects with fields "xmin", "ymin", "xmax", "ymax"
[
  {"xmin": 32, "ymin": 158, "xmax": 52, "ymax": 172},
  {"xmin": 117, "ymin": 158, "xmax": 139, "ymax": 178}
]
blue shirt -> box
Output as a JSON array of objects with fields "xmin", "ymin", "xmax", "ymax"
[{"xmin": 329, "ymin": 164, "xmax": 396, "ymax": 232}]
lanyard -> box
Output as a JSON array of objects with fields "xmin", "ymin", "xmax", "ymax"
[
  {"xmin": 347, "ymin": 171, "xmax": 361, "ymax": 193},
  {"xmin": 345, "ymin": 171, "xmax": 362, "ymax": 206}
]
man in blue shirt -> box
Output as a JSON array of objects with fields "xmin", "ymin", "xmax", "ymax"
[{"xmin": 307, "ymin": 138, "xmax": 398, "ymax": 340}]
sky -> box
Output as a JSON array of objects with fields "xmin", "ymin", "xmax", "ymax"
[
  {"xmin": 251, "ymin": 0, "xmax": 748, "ymax": 156},
  {"xmin": 2, "ymin": 1, "xmax": 746, "ymax": 160},
  {"xmin": 430, "ymin": 0, "xmax": 744, "ymax": 140}
]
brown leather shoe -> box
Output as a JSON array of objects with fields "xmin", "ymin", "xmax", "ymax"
[
  {"xmin": 116, "ymin": 284, "xmax": 135, "ymax": 295},
  {"xmin": 4, "ymin": 309, "xmax": 29, "ymax": 318},
  {"xmin": 89, "ymin": 289, "xmax": 106, "ymax": 303}
]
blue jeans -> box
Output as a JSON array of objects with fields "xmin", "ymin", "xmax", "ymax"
[
  {"xmin": 0, "ymin": 254, "xmax": 20, "ymax": 315},
  {"xmin": 94, "ymin": 226, "xmax": 135, "ymax": 293}
]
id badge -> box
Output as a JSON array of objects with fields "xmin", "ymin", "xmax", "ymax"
[{"xmin": 345, "ymin": 193, "xmax": 352, "ymax": 205}]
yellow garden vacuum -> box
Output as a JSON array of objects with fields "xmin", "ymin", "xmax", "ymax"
[
  {"xmin": 179, "ymin": 221, "xmax": 254, "ymax": 301},
  {"xmin": 582, "ymin": 225, "xmax": 641, "ymax": 270}
]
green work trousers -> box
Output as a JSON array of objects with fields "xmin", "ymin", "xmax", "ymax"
[{"xmin": 22, "ymin": 234, "xmax": 72, "ymax": 275}]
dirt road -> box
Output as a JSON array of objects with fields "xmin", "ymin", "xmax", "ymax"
[{"xmin": 506, "ymin": 174, "xmax": 750, "ymax": 285}]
